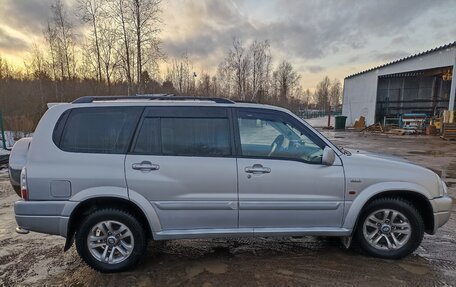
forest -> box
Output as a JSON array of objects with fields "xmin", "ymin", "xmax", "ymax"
[{"xmin": 0, "ymin": 0, "xmax": 342, "ymax": 132}]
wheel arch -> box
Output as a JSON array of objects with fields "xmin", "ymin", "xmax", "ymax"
[
  {"xmin": 64, "ymin": 196, "xmax": 156, "ymax": 251},
  {"xmin": 343, "ymin": 183, "xmax": 435, "ymax": 235}
]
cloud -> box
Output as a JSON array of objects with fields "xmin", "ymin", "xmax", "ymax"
[
  {"xmin": 0, "ymin": 1, "xmax": 53, "ymax": 34},
  {"xmin": 0, "ymin": 0, "xmax": 82, "ymax": 35},
  {"xmin": 0, "ymin": 0, "xmax": 455, "ymax": 88},
  {"xmin": 162, "ymin": 0, "xmax": 455, "ymax": 63},
  {"xmin": 307, "ymin": 65, "xmax": 325, "ymax": 73},
  {"xmin": 0, "ymin": 27, "xmax": 28, "ymax": 52},
  {"xmin": 374, "ymin": 50, "xmax": 409, "ymax": 61}
]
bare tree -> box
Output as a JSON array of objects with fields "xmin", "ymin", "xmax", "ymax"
[
  {"xmin": 198, "ymin": 72, "xmax": 211, "ymax": 96},
  {"xmin": 77, "ymin": 0, "xmax": 103, "ymax": 82},
  {"xmin": 99, "ymin": 22, "xmax": 120, "ymax": 90},
  {"xmin": 50, "ymin": 0, "xmax": 76, "ymax": 79},
  {"xmin": 303, "ymin": 88, "xmax": 313, "ymax": 106},
  {"xmin": 273, "ymin": 60, "xmax": 301, "ymax": 103},
  {"xmin": 329, "ymin": 78, "xmax": 342, "ymax": 106},
  {"xmin": 129, "ymin": 0, "xmax": 163, "ymax": 93},
  {"xmin": 110, "ymin": 0, "xmax": 133, "ymax": 94},
  {"xmin": 216, "ymin": 61, "xmax": 232, "ymax": 98},
  {"xmin": 25, "ymin": 44, "xmax": 50, "ymax": 80},
  {"xmin": 166, "ymin": 53, "xmax": 191, "ymax": 94},
  {"xmin": 315, "ymin": 76, "xmax": 331, "ymax": 110},
  {"xmin": 226, "ymin": 39, "xmax": 251, "ymax": 100},
  {"xmin": 44, "ymin": 23, "xmax": 59, "ymax": 81},
  {"xmin": 250, "ymin": 40, "xmax": 271, "ymax": 101}
]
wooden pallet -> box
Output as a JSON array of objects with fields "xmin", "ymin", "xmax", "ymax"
[{"xmin": 442, "ymin": 123, "xmax": 456, "ymax": 140}]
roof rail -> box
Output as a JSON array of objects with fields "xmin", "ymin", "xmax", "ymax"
[{"xmin": 72, "ymin": 95, "xmax": 235, "ymax": 104}]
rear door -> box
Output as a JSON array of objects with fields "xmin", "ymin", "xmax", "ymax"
[{"xmin": 125, "ymin": 106, "xmax": 238, "ymax": 231}]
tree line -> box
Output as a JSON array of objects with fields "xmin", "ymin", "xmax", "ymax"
[{"xmin": 0, "ymin": 0, "xmax": 342, "ymax": 132}]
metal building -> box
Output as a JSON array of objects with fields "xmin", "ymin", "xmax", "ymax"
[{"xmin": 342, "ymin": 42, "xmax": 456, "ymax": 126}]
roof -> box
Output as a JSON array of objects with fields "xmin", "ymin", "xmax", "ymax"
[
  {"xmin": 72, "ymin": 95, "xmax": 235, "ymax": 104},
  {"xmin": 59, "ymin": 95, "xmax": 282, "ymax": 111},
  {"xmin": 345, "ymin": 41, "xmax": 456, "ymax": 79}
]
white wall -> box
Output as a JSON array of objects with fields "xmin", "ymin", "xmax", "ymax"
[
  {"xmin": 342, "ymin": 45, "xmax": 456, "ymax": 126},
  {"xmin": 342, "ymin": 71, "xmax": 378, "ymax": 126}
]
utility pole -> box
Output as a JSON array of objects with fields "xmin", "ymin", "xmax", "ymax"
[{"xmin": 327, "ymin": 101, "xmax": 332, "ymax": 128}]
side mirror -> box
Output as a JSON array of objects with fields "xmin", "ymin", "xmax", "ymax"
[{"xmin": 322, "ymin": 146, "xmax": 336, "ymax": 166}]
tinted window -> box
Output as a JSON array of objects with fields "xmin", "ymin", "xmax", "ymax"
[
  {"xmin": 238, "ymin": 112, "xmax": 323, "ymax": 163},
  {"xmin": 134, "ymin": 118, "xmax": 160, "ymax": 154},
  {"xmin": 161, "ymin": 118, "xmax": 231, "ymax": 156},
  {"xmin": 59, "ymin": 107, "xmax": 142, "ymax": 154}
]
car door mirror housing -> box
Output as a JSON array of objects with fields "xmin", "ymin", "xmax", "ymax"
[{"xmin": 322, "ymin": 146, "xmax": 336, "ymax": 166}]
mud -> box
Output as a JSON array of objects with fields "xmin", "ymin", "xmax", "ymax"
[{"xmin": 0, "ymin": 131, "xmax": 455, "ymax": 286}]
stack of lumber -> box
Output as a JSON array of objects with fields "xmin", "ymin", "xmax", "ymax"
[
  {"xmin": 441, "ymin": 123, "xmax": 456, "ymax": 140},
  {"xmin": 361, "ymin": 123, "xmax": 383, "ymax": 133},
  {"xmin": 385, "ymin": 129, "xmax": 406, "ymax": 136}
]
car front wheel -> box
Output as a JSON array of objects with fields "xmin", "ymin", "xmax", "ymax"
[
  {"xmin": 355, "ymin": 198, "xmax": 424, "ymax": 259},
  {"xmin": 75, "ymin": 209, "xmax": 147, "ymax": 272}
]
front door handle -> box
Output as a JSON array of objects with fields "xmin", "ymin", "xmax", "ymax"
[
  {"xmin": 245, "ymin": 164, "xmax": 271, "ymax": 174},
  {"xmin": 132, "ymin": 161, "xmax": 160, "ymax": 171}
]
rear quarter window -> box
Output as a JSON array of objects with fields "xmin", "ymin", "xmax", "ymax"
[{"xmin": 54, "ymin": 107, "xmax": 143, "ymax": 154}]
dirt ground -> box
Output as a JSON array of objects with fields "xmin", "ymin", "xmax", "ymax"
[{"xmin": 0, "ymin": 131, "xmax": 455, "ymax": 287}]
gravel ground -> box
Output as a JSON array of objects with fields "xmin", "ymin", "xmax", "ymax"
[{"xmin": 0, "ymin": 131, "xmax": 455, "ymax": 286}]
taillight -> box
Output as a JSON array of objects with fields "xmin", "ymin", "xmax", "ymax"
[{"xmin": 20, "ymin": 168, "xmax": 28, "ymax": 200}]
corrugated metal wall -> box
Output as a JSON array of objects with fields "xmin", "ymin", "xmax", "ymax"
[{"xmin": 342, "ymin": 46, "xmax": 456, "ymax": 126}]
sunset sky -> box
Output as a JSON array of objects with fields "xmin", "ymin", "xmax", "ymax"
[{"xmin": 0, "ymin": 0, "xmax": 455, "ymax": 89}]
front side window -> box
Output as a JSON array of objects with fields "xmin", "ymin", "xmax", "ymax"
[
  {"xmin": 58, "ymin": 107, "xmax": 142, "ymax": 154},
  {"xmin": 237, "ymin": 112, "xmax": 324, "ymax": 163}
]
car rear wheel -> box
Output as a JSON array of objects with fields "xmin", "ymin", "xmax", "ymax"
[
  {"xmin": 75, "ymin": 209, "xmax": 147, "ymax": 272},
  {"xmin": 355, "ymin": 198, "xmax": 424, "ymax": 259}
]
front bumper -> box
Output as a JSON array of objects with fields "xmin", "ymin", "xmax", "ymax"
[{"xmin": 430, "ymin": 195, "xmax": 453, "ymax": 234}]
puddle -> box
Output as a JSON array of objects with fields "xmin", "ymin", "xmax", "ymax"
[
  {"xmin": 186, "ymin": 260, "xmax": 228, "ymax": 278},
  {"xmin": 398, "ymin": 262, "xmax": 431, "ymax": 275}
]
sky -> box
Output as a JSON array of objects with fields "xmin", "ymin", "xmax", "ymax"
[{"xmin": 0, "ymin": 0, "xmax": 455, "ymax": 90}]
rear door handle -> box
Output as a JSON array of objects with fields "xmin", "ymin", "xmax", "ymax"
[
  {"xmin": 245, "ymin": 164, "xmax": 271, "ymax": 174},
  {"xmin": 132, "ymin": 161, "xmax": 160, "ymax": 171}
]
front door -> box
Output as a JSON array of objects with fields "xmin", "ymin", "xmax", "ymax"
[
  {"xmin": 235, "ymin": 108, "xmax": 345, "ymax": 229},
  {"xmin": 125, "ymin": 107, "xmax": 238, "ymax": 231}
]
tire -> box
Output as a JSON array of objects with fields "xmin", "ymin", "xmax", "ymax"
[
  {"xmin": 75, "ymin": 209, "xmax": 147, "ymax": 273},
  {"xmin": 355, "ymin": 197, "xmax": 424, "ymax": 259}
]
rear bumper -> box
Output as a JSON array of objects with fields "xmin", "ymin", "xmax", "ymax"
[
  {"xmin": 15, "ymin": 215, "xmax": 69, "ymax": 237},
  {"xmin": 430, "ymin": 195, "xmax": 453, "ymax": 234},
  {"xmin": 14, "ymin": 200, "xmax": 77, "ymax": 237}
]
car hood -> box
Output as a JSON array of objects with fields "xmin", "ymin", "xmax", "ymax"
[
  {"xmin": 346, "ymin": 149, "xmax": 412, "ymax": 163},
  {"xmin": 341, "ymin": 149, "xmax": 441, "ymax": 198}
]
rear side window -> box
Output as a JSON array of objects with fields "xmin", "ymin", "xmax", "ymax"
[
  {"xmin": 56, "ymin": 107, "xmax": 142, "ymax": 154},
  {"xmin": 161, "ymin": 118, "xmax": 231, "ymax": 156},
  {"xmin": 133, "ymin": 117, "xmax": 232, "ymax": 157},
  {"xmin": 134, "ymin": 118, "xmax": 160, "ymax": 154}
]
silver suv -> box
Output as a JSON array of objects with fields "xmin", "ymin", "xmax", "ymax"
[{"xmin": 10, "ymin": 95, "xmax": 452, "ymax": 272}]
